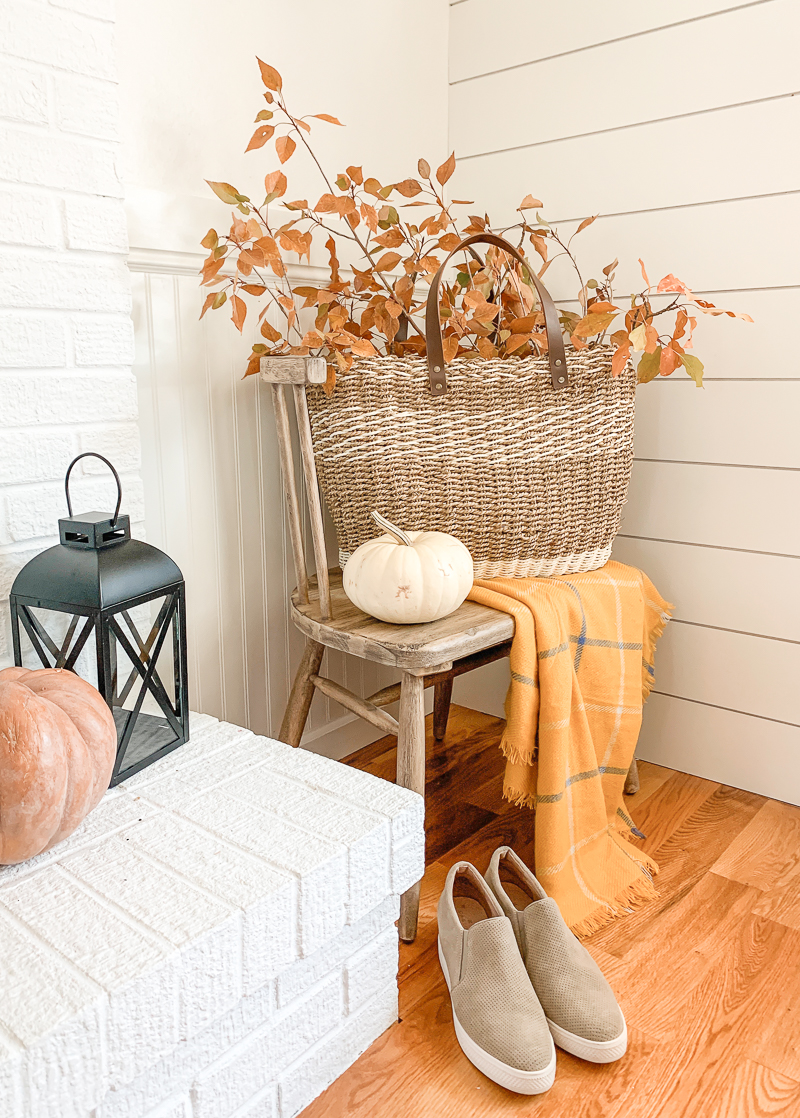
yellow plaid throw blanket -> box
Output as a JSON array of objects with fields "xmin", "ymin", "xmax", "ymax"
[{"xmin": 467, "ymin": 561, "xmax": 672, "ymax": 937}]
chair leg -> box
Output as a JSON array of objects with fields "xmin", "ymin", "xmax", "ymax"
[
  {"xmin": 624, "ymin": 756, "xmax": 640, "ymax": 795},
  {"xmin": 279, "ymin": 639, "xmax": 324, "ymax": 747},
  {"xmin": 397, "ymin": 671, "xmax": 426, "ymax": 943},
  {"xmin": 433, "ymin": 677, "xmax": 453, "ymax": 741}
]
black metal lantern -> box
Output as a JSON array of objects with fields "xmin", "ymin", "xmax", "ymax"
[{"xmin": 8, "ymin": 453, "xmax": 189, "ymax": 784}]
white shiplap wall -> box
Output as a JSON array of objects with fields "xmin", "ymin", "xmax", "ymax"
[{"xmin": 449, "ymin": 0, "xmax": 800, "ymax": 801}]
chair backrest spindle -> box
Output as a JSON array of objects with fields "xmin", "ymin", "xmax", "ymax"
[{"xmin": 262, "ymin": 358, "xmax": 332, "ymax": 620}]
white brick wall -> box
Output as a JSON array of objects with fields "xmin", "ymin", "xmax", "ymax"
[
  {"xmin": 0, "ymin": 0, "xmax": 143, "ymax": 669},
  {"xmin": 0, "ymin": 713, "xmax": 424, "ymax": 1118}
]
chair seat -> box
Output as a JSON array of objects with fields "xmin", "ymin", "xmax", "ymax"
[{"xmin": 291, "ymin": 568, "xmax": 515, "ymax": 671}]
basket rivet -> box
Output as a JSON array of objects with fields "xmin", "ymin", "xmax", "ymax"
[
  {"xmin": 555, "ymin": 359, "xmax": 562, "ymax": 366},
  {"xmin": 558, "ymin": 376, "xmax": 565, "ymax": 384},
  {"xmin": 434, "ymin": 366, "xmax": 441, "ymax": 372}
]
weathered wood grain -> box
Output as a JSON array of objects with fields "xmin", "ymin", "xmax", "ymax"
[
  {"xmin": 260, "ymin": 355, "xmax": 327, "ymax": 384},
  {"xmin": 291, "ymin": 570, "xmax": 514, "ymax": 670}
]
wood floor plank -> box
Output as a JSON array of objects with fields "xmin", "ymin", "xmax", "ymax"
[
  {"xmin": 614, "ymin": 915, "xmax": 796, "ymax": 1118},
  {"xmin": 463, "ymin": 771, "xmax": 517, "ymax": 816},
  {"xmin": 626, "ymin": 759, "xmax": 675, "ymax": 807},
  {"xmin": 713, "ymin": 799, "xmax": 800, "ymax": 891},
  {"xmin": 588, "ymin": 784, "xmax": 764, "ymax": 958},
  {"xmin": 597, "ymin": 871, "xmax": 762, "ymax": 1039},
  {"xmin": 626, "ymin": 769, "xmax": 721, "ymax": 857}
]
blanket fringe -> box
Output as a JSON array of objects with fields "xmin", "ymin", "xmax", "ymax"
[
  {"xmin": 502, "ymin": 781, "xmax": 539, "ymax": 810},
  {"xmin": 642, "ymin": 602, "xmax": 673, "ymax": 703},
  {"xmin": 571, "ymin": 872, "xmax": 659, "ymax": 940}
]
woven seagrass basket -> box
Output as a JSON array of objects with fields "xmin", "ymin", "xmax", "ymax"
[{"xmin": 306, "ymin": 233, "xmax": 636, "ymax": 579}]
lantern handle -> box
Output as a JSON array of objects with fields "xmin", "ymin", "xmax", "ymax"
[{"xmin": 64, "ymin": 453, "xmax": 123, "ymax": 527}]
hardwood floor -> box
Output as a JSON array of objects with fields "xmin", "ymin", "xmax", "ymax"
[{"xmin": 300, "ymin": 705, "xmax": 800, "ymax": 1117}]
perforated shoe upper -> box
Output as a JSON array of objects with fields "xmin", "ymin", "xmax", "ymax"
[{"xmin": 485, "ymin": 846, "xmax": 624, "ymax": 1043}]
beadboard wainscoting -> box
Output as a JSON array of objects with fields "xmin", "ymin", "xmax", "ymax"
[
  {"xmin": 129, "ymin": 250, "xmax": 400, "ymax": 757},
  {"xmin": 448, "ymin": 0, "xmax": 800, "ymax": 802}
]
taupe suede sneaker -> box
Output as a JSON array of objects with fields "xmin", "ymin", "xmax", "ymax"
[
  {"xmin": 485, "ymin": 847, "xmax": 627, "ymax": 1064},
  {"xmin": 437, "ymin": 861, "xmax": 556, "ymax": 1093}
]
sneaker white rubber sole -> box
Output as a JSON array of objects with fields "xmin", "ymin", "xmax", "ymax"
[
  {"xmin": 438, "ymin": 938, "xmax": 556, "ymax": 1094},
  {"xmin": 546, "ymin": 1015, "xmax": 628, "ymax": 1063}
]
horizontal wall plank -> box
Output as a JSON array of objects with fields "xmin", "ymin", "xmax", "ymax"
[
  {"xmin": 449, "ymin": 0, "xmax": 758, "ymax": 83},
  {"xmin": 633, "ymin": 380, "xmax": 800, "ymax": 468},
  {"xmin": 622, "ymin": 460, "xmax": 800, "ymax": 556},
  {"xmin": 653, "ymin": 621, "xmax": 799, "ymax": 726},
  {"xmin": 657, "ymin": 288, "xmax": 798, "ymax": 382},
  {"xmin": 638, "ymin": 692, "xmax": 800, "ymax": 805},
  {"xmin": 611, "ymin": 536, "xmax": 800, "ymax": 642},
  {"xmin": 451, "ymin": 95, "xmax": 800, "ymax": 226},
  {"xmin": 450, "ymin": 0, "xmax": 798, "ymax": 157},
  {"xmin": 538, "ymin": 193, "xmax": 799, "ymax": 304}
]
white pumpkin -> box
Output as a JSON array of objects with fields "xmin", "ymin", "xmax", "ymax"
[{"xmin": 343, "ymin": 512, "xmax": 474, "ymax": 624}]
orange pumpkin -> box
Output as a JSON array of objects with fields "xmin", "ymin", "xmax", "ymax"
[{"xmin": 0, "ymin": 667, "xmax": 117, "ymax": 865}]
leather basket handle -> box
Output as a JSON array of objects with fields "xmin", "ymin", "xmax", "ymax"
[{"xmin": 425, "ymin": 232, "xmax": 570, "ymax": 394}]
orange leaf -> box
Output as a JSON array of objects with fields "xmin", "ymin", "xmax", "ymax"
[
  {"xmin": 200, "ymin": 257, "xmax": 225, "ymax": 284},
  {"xmin": 506, "ymin": 333, "xmax": 531, "ymax": 353},
  {"xmin": 644, "ymin": 323, "xmax": 659, "ymax": 353},
  {"xmin": 246, "ymin": 124, "xmax": 274, "ymax": 152},
  {"xmin": 639, "ymin": 258, "xmax": 651, "ymax": 292},
  {"xmin": 395, "ymin": 179, "xmax": 422, "ymax": 198},
  {"xmin": 231, "ymin": 294, "xmax": 246, "ymax": 332},
  {"xmin": 510, "ymin": 315, "xmax": 538, "ymax": 332},
  {"xmin": 611, "ymin": 342, "xmax": 631, "ymax": 377},
  {"xmin": 436, "ymin": 152, "xmax": 456, "ymax": 186},
  {"xmin": 360, "ymin": 203, "xmax": 379, "ymax": 232},
  {"xmin": 660, "ymin": 345, "xmax": 682, "ymax": 376},
  {"xmin": 588, "ymin": 301, "xmax": 619, "ymax": 314},
  {"xmin": 346, "ymin": 165, "xmax": 363, "ymax": 185},
  {"xmin": 276, "ymin": 136, "xmax": 296, "ymax": 164},
  {"xmin": 418, "ymin": 158, "xmax": 431, "ymax": 178},
  {"xmin": 374, "ymin": 228, "xmax": 405, "ymax": 249},
  {"xmin": 437, "ymin": 233, "xmax": 461, "ymax": 252},
  {"xmin": 575, "ymin": 215, "xmax": 597, "ymax": 234},
  {"xmin": 363, "ymin": 178, "xmax": 383, "ymax": 197},
  {"xmin": 199, "ymin": 291, "xmax": 216, "ymax": 319},
  {"xmin": 442, "ymin": 335, "xmax": 458, "ymax": 362},
  {"xmin": 264, "ymin": 170, "xmax": 287, "ymax": 197},
  {"xmin": 656, "ymin": 273, "xmax": 692, "ymax": 296},
  {"xmin": 531, "ymin": 233, "xmax": 547, "ymax": 262},
  {"xmin": 261, "ymin": 319, "xmax": 281, "ymax": 342},
  {"xmin": 374, "ymin": 252, "xmax": 401, "ymax": 272},
  {"xmin": 200, "ymin": 228, "xmax": 218, "ymax": 250},
  {"xmin": 518, "ymin": 194, "xmax": 543, "ymax": 210},
  {"xmin": 311, "ymin": 113, "xmax": 343, "ymax": 125},
  {"xmin": 350, "ymin": 338, "xmax": 376, "ymax": 357},
  {"xmin": 416, "ymin": 255, "xmax": 441, "ymax": 275},
  {"xmin": 257, "ymin": 59, "xmax": 282, "ymax": 91},
  {"xmin": 572, "ymin": 311, "xmax": 617, "ymax": 337}
]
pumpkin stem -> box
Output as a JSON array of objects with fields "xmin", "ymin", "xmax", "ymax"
[{"xmin": 372, "ymin": 510, "xmax": 413, "ymax": 546}]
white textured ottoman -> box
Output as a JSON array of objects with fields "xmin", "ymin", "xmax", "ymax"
[{"xmin": 0, "ymin": 713, "xmax": 424, "ymax": 1118}]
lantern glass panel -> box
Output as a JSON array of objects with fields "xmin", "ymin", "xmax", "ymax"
[{"xmin": 106, "ymin": 595, "xmax": 181, "ymax": 777}]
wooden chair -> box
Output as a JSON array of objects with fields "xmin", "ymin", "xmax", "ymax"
[
  {"xmin": 261, "ymin": 355, "xmax": 640, "ymax": 941},
  {"xmin": 261, "ymin": 356, "xmax": 518, "ymax": 942}
]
